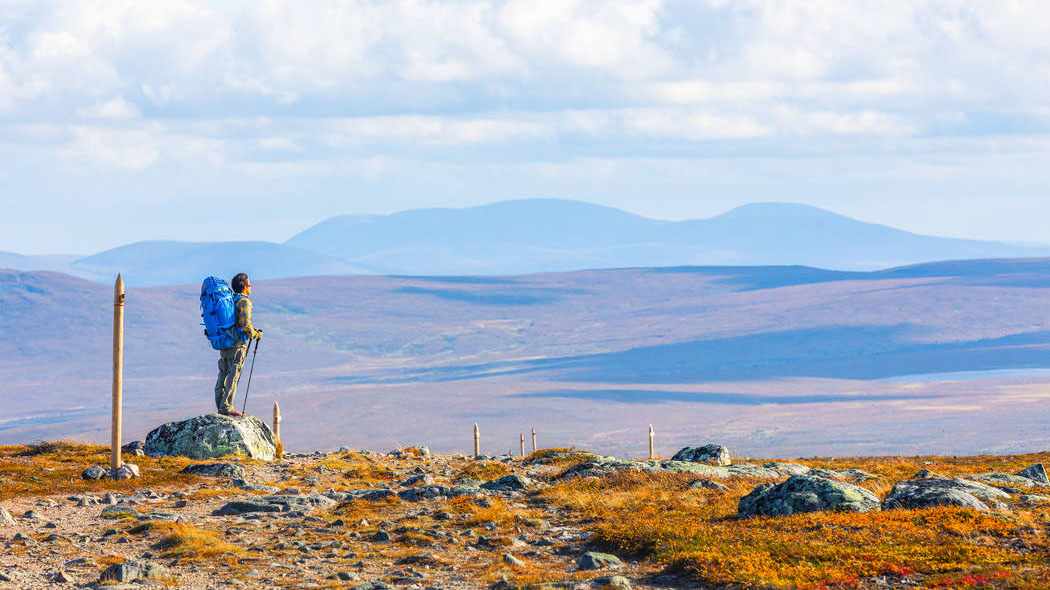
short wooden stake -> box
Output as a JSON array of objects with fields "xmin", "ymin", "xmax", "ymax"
[
  {"xmin": 531, "ymin": 428, "xmax": 537, "ymax": 453},
  {"xmin": 648, "ymin": 424, "xmax": 655, "ymax": 459},
  {"xmin": 473, "ymin": 423, "xmax": 480, "ymax": 458},
  {"xmin": 273, "ymin": 401, "xmax": 281, "ymax": 441},
  {"xmin": 111, "ymin": 274, "xmax": 125, "ymax": 475},
  {"xmin": 520, "ymin": 434, "xmax": 525, "ymax": 457}
]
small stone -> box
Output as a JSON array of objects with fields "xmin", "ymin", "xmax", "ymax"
[
  {"xmin": 98, "ymin": 559, "xmax": 172, "ymax": 584},
  {"xmin": 0, "ymin": 507, "xmax": 16, "ymax": 526},
  {"xmin": 181, "ymin": 463, "xmax": 248, "ymax": 479},
  {"xmin": 370, "ymin": 530, "xmax": 392, "ymax": 543},
  {"xmin": 81, "ymin": 465, "xmax": 107, "ymax": 480},
  {"xmin": 327, "ymin": 572, "xmax": 357, "ymax": 581},
  {"xmin": 113, "ymin": 463, "xmax": 140, "ymax": 480},
  {"xmin": 591, "ymin": 575, "xmax": 632, "ymax": 589},
  {"xmin": 688, "ymin": 478, "xmax": 729, "ymax": 491},
  {"xmin": 174, "ymin": 499, "xmax": 188, "ymax": 508},
  {"xmin": 100, "ymin": 504, "xmax": 139, "ymax": 519},
  {"xmin": 52, "ymin": 570, "xmax": 77, "ymax": 583},
  {"xmin": 350, "ymin": 583, "xmax": 394, "ymax": 590},
  {"xmin": 122, "ymin": 440, "xmax": 146, "ymax": 456},
  {"xmin": 22, "ymin": 510, "xmax": 41, "ymax": 520},
  {"xmin": 578, "ymin": 551, "xmax": 624, "ymax": 570},
  {"xmin": 502, "ymin": 553, "xmax": 525, "ymax": 567},
  {"xmin": 671, "ymin": 444, "xmax": 732, "ymax": 466}
]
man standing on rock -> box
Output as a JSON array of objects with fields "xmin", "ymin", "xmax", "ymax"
[{"xmin": 215, "ymin": 272, "xmax": 262, "ymax": 417}]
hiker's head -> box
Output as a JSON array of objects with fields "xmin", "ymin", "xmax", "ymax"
[{"xmin": 232, "ymin": 273, "xmax": 251, "ymax": 295}]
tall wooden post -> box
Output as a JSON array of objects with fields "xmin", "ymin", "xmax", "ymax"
[
  {"xmin": 648, "ymin": 424, "xmax": 655, "ymax": 460},
  {"xmin": 473, "ymin": 423, "xmax": 480, "ymax": 458},
  {"xmin": 273, "ymin": 401, "xmax": 281, "ymax": 441},
  {"xmin": 520, "ymin": 434, "xmax": 525, "ymax": 457},
  {"xmin": 111, "ymin": 275, "xmax": 125, "ymax": 474},
  {"xmin": 531, "ymin": 428, "xmax": 537, "ymax": 453}
]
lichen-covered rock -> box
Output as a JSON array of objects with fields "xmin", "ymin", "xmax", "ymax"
[
  {"xmin": 671, "ymin": 444, "xmax": 732, "ymax": 466},
  {"xmin": 688, "ymin": 478, "xmax": 729, "ymax": 491},
  {"xmin": 808, "ymin": 468, "xmax": 878, "ymax": 482},
  {"xmin": 121, "ymin": 440, "xmax": 145, "ymax": 456},
  {"xmin": 113, "ymin": 463, "xmax": 139, "ymax": 480},
  {"xmin": 481, "ymin": 474, "xmax": 532, "ymax": 492},
  {"xmin": 579, "ymin": 551, "xmax": 624, "ymax": 570},
  {"xmin": 144, "ymin": 413, "xmax": 277, "ymax": 460},
  {"xmin": 738, "ymin": 475, "xmax": 880, "ymax": 518},
  {"xmin": 180, "ymin": 462, "xmax": 248, "ymax": 479},
  {"xmin": 0, "ymin": 506, "xmax": 15, "ymax": 526},
  {"xmin": 1016, "ymin": 463, "xmax": 1049, "ymax": 485},
  {"xmin": 81, "ymin": 465, "xmax": 106, "ymax": 480},
  {"xmin": 966, "ymin": 472, "xmax": 1047, "ymax": 490},
  {"xmin": 397, "ymin": 485, "xmax": 485, "ymax": 501},
  {"xmin": 883, "ymin": 471, "xmax": 1009, "ymax": 511},
  {"xmin": 213, "ymin": 494, "xmax": 336, "ymax": 516},
  {"xmin": 558, "ymin": 457, "xmax": 811, "ymax": 480},
  {"xmin": 98, "ymin": 559, "xmax": 171, "ymax": 584},
  {"xmin": 99, "ymin": 504, "xmax": 138, "ymax": 519}
]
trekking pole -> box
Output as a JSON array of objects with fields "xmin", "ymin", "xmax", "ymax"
[{"xmin": 240, "ymin": 338, "xmax": 260, "ymax": 415}]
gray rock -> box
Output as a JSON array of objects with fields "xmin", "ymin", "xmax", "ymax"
[
  {"xmin": 558, "ymin": 457, "xmax": 811, "ymax": 480},
  {"xmin": 143, "ymin": 413, "xmax": 277, "ymax": 460},
  {"xmin": 808, "ymin": 468, "xmax": 878, "ymax": 482},
  {"xmin": 98, "ymin": 559, "xmax": 172, "ymax": 584},
  {"xmin": 180, "ymin": 463, "xmax": 248, "ymax": 479},
  {"xmin": 0, "ymin": 507, "xmax": 15, "ymax": 526},
  {"xmin": 481, "ymin": 474, "xmax": 532, "ymax": 492},
  {"xmin": 502, "ymin": 553, "xmax": 525, "ymax": 566},
  {"xmin": 1016, "ymin": 463, "xmax": 1049, "ymax": 485},
  {"xmin": 231, "ymin": 478, "xmax": 280, "ymax": 493},
  {"xmin": 1021, "ymin": 494, "xmax": 1049, "ymax": 503},
  {"xmin": 591, "ymin": 576, "xmax": 632, "ymax": 589},
  {"xmin": 370, "ymin": 530, "xmax": 392, "ymax": 543},
  {"xmin": 967, "ymin": 472, "xmax": 1046, "ymax": 490},
  {"xmin": 214, "ymin": 494, "xmax": 337, "ymax": 516},
  {"xmin": 113, "ymin": 463, "xmax": 139, "ymax": 480},
  {"xmin": 671, "ymin": 444, "xmax": 731, "ymax": 466},
  {"xmin": 52, "ymin": 570, "xmax": 77, "ymax": 583},
  {"xmin": 81, "ymin": 465, "xmax": 107, "ymax": 480},
  {"xmin": 883, "ymin": 472, "xmax": 1010, "ymax": 511},
  {"xmin": 688, "ymin": 478, "xmax": 729, "ymax": 491},
  {"xmin": 738, "ymin": 475, "xmax": 881, "ymax": 518},
  {"xmin": 99, "ymin": 504, "xmax": 139, "ymax": 519},
  {"xmin": 579, "ymin": 551, "xmax": 623, "ymax": 570},
  {"xmin": 328, "ymin": 489, "xmax": 398, "ymax": 502},
  {"xmin": 137, "ymin": 512, "xmax": 182, "ymax": 522},
  {"xmin": 399, "ymin": 473, "xmax": 435, "ymax": 487},
  {"xmin": 350, "ymin": 583, "xmax": 394, "ymax": 590},
  {"xmin": 121, "ymin": 440, "xmax": 145, "ymax": 456}
]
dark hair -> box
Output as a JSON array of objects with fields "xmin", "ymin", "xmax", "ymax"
[{"xmin": 231, "ymin": 273, "xmax": 250, "ymax": 294}]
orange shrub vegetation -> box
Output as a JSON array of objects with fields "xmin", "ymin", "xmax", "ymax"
[{"xmin": 541, "ymin": 469, "xmax": 1050, "ymax": 589}]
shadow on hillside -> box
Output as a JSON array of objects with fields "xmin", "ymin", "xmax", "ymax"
[
  {"xmin": 329, "ymin": 325, "xmax": 1050, "ymax": 385},
  {"xmin": 512, "ymin": 389, "xmax": 934, "ymax": 405},
  {"xmin": 392, "ymin": 286, "xmax": 586, "ymax": 305}
]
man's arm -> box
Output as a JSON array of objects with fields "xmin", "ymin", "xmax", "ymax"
[{"xmin": 236, "ymin": 297, "xmax": 261, "ymax": 340}]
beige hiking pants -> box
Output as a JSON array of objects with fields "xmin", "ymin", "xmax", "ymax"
[{"xmin": 215, "ymin": 342, "xmax": 247, "ymax": 413}]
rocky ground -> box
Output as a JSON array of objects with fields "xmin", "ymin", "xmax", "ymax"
[
  {"xmin": 3, "ymin": 436, "xmax": 1050, "ymax": 589},
  {"xmin": 0, "ymin": 447, "xmax": 670, "ymax": 589}
]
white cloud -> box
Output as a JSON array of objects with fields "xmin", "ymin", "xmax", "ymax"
[{"xmin": 76, "ymin": 96, "xmax": 140, "ymax": 119}]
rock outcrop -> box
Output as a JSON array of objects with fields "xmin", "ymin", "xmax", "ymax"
[
  {"xmin": 98, "ymin": 559, "xmax": 172, "ymax": 584},
  {"xmin": 180, "ymin": 462, "xmax": 248, "ymax": 479},
  {"xmin": 883, "ymin": 471, "xmax": 1010, "ymax": 511},
  {"xmin": 738, "ymin": 475, "xmax": 881, "ymax": 518},
  {"xmin": 214, "ymin": 493, "xmax": 337, "ymax": 516},
  {"xmin": 558, "ymin": 456, "xmax": 813, "ymax": 480},
  {"xmin": 1017, "ymin": 463, "xmax": 1049, "ymax": 485},
  {"xmin": 144, "ymin": 414, "xmax": 277, "ymax": 460},
  {"xmin": 671, "ymin": 444, "xmax": 731, "ymax": 466}
]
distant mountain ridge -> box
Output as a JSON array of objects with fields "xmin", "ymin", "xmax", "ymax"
[{"xmin": 4, "ymin": 199, "xmax": 1050, "ymax": 285}]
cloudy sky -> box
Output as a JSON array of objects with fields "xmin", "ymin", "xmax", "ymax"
[{"xmin": 3, "ymin": 0, "xmax": 1050, "ymax": 254}]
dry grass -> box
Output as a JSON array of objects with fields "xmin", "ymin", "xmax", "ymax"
[
  {"xmin": 0, "ymin": 442, "xmax": 203, "ymax": 500},
  {"xmin": 129, "ymin": 521, "xmax": 242, "ymax": 561},
  {"xmin": 539, "ymin": 456, "xmax": 1050, "ymax": 589},
  {"xmin": 453, "ymin": 461, "xmax": 511, "ymax": 481}
]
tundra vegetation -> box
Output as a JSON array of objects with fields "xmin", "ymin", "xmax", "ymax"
[{"xmin": 1, "ymin": 442, "xmax": 1049, "ymax": 588}]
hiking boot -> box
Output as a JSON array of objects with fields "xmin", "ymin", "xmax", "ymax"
[{"xmin": 222, "ymin": 409, "xmax": 244, "ymax": 417}]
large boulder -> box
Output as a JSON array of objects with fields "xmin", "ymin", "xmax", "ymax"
[
  {"xmin": 883, "ymin": 471, "xmax": 1010, "ymax": 511},
  {"xmin": 671, "ymin": 445, "xmax": 731, "ymax": 466},
  {"xmin": 144, "ymin": 414, "xmax": 277, "ymax": 460},
  {"xmin": 1017, "ymin": 463, "xmax": 1049, "ymax": 485},
  {"xmin": 738, "ymin": 475, "xmax": 881, "ymax": 518}
]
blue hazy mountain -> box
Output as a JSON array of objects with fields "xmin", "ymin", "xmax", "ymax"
[
  {"xmin": 67, "ymin": 241, "xmax": 371, "ymax": 287},
  {"xmin": 5, "ymin": 200, "xmax": 1050, "ymax": 284},
  {"xmin": 285, "ymin": 199, "xmax": 1050, "ymax": 275}
]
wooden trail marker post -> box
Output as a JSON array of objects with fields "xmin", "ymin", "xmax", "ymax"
[
  {"xmin": 648, "ymin": 424, "xmax": 655, "ymax": 459},
  {"xmin": 520, "ymin": 434, "xmax": 525, "ymax": 457},
  {"xmin": 111, "ymin": 275, "xmax": 125, "ymax": 475},
  {"xmin": 473, "ymin": 423, "xmax": 480, "ymax": 458},
  {"xmin": 531, "ymin": 428, "xmax": 537, "ymax": 453},
  {"xmin": 273, "ymin": 402, "xmax": 281, "ymax": 441}
]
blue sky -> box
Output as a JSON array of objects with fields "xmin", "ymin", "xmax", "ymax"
[{"xmin": 2, "ymin": 1, "xmax": 1050, "ymax": 254}]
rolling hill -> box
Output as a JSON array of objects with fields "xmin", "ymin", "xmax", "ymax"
[
  {"xmin": 5, "ymin": 200, "xmax": 1050, "ymax": 284},
  {"xmin": 4, "ymin": 259, "xmax": 1050, "ymax": 456}
]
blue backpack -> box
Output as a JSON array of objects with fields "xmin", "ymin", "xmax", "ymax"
[{"xmin": 200, "ymin": 277, "xmax": 246, "ymax": 350}]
